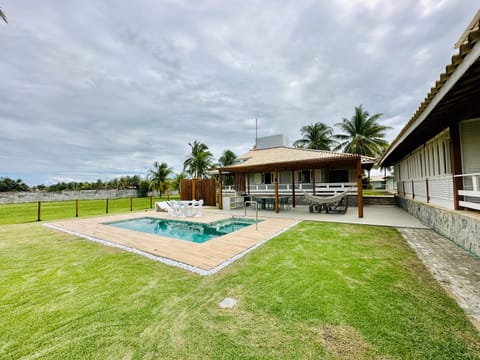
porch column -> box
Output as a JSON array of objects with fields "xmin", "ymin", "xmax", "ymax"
[
  {"xmin": 356, "ymin": 159, "xmax": 364, "ymax": 218},
  {"xmin": 450, "ymin": 124, "xmax": 463, "ymax": 210},
  {"xmin": 247, "ymin": 173, "xmax": 250, "ymax": 195},
  {"xmin": 291, "ymin": 170, "xmax": 296, "ymax": 208},
  {"xmin": 218, "ymin": 170, "xmax": 223, "ymax": 210},
  {"xmin": 312, "ymin": 169, "xmax": 316, "ymax": 195},
  {"xmin": 274, "ymin": 168, "xmax": 279, "ymax": 213}
]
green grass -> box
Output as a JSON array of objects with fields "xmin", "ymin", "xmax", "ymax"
[
  {"xmin": 0, "ymin": 221, "xmax": 479, "ymax": 359},
  {"xmin": 362, "ymin": 190, "xmax": 392, "ymax": 196},
  {"xmin": 0, "ymin": 196, "xmax": 179, "ymax": 225}
]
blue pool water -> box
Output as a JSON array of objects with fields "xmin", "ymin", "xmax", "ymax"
[{"xmin": 104, "ymin": 217, "xmax": 258, "ymax": 243}]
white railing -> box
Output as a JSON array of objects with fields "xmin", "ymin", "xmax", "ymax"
[
  {"xmin": 397, "ymin": 175, "xmax": 454, "ymax": 209},
  {"xmin": 223, "ymin": 182, "xmax": 357, "ymax": 196},
  {"xmin": 455, "ymin": 173, "xmax": 480, "ymax": 211}
]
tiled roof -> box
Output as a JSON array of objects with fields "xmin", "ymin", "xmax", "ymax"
[{"xmin": 218, "ymin": 146, "xmax": 365, "ymax": 171}]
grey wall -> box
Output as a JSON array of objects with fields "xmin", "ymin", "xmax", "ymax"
[
  {"xmin": 0, "ymin": 189, "xmax": 139, "ymax": 204},
  {"xmin": 396, "ymin": 196, "xmax": 479, "ymax": 257}
]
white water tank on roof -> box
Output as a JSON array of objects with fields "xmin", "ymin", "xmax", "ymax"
[{"xmin": 256, "ymin": 134, "xmax": 289, "ymax": 149}]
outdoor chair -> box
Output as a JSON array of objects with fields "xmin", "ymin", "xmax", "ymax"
[
  {"xmin": 168, "ymin": 200, "xmax": 186, "ymax": 217},
  {"xmin": 303, "ymin": 189, "xmax": 350, "ymax": 214},
  {"xmin": 191, "ymin": 199, "xmax": 204, "ymax": 217},
  {"xmin": 155, "ymin": 201, "xmax": 175, "ymax": 216}
]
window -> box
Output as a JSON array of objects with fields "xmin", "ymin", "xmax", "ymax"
[
  {"xmin": 297, "ymin": 170, "xmax": 311, "ymax": 184},
  {"xmin": 328, "ymin": 170, "xmax": 349, "ymax": 182},
  {"xmin": 262, "ymin": 172, "xmax": 273, "ymax": 184}
]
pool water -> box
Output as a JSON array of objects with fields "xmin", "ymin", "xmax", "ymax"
[{"xmin": 104, "ymin": 217, "xmax": 258, "ymax": 243}]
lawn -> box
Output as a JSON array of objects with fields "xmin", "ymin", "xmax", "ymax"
[
  {"xmin": 0, "ymin": 196, "xmax": 178, "ymax": 225},
  {"xmin": 0, "ymin": 220, "xmax": 479, "ymax": 359}
]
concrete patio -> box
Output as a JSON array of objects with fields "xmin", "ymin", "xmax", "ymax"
[{"xmin": 210, "ymin": 204, "xmax": 429, "ymax": 228}]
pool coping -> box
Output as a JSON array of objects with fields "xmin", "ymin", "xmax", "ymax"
[{"xmin": 44, "ymin": 211, "xmax": 299, "ymax": 275}]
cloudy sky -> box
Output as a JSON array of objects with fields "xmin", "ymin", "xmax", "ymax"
[{"xmin": 0, "ymin": 1, "xmax": 478, "ymax": 186}]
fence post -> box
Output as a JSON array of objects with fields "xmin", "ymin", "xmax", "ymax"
[
  {"xmin": 106, "ymin": 198, "xmax": 109, "ymax": 214},
  {"xmin": 150, "ymin": 196, "xmax": 153, "ymax": 209},
  {"xmin": 130, "ymin": 197, "xmax": 133, "ymax": 211},
  {"xmin": 37, "ymin": 201, "xmax": 41, "ymax": 222},
  {"xmin": 76, "ymin": 199, "xmax": 79, "ymax": 217}
]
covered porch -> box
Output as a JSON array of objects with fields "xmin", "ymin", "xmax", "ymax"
[{"xmin": 217, "ymin": 148, "xmax": 366, "ymax": 218}]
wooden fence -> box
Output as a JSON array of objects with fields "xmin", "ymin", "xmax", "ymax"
[{"xmin": 180, "ymin": 178, "xmax": 217, "ymax": 206}]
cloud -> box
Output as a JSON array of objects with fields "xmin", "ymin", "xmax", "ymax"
[{"xmin": 0, "ymin": 0, "xmax": 478, "ymax": 185}]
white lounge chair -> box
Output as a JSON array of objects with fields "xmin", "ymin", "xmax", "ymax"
[
  {"xmin": 155, "ymin": 201, "xmax": 174, "ymax": 215},
  {"xmin": 303, "ymin": 189, "xmax": 350, "ymax": 214},
  {"xmin": 168, "ymin": 200, "xmax": 186, "ymax": 217}
]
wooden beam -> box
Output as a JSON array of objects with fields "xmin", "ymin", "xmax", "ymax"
[
  {"xmin": 218, "ymin": 170, "xmax": 223, "ymax": 209},
  {"xmin": 274, "ymin": 168, "xmax": 279, "ymax": 213},
  {"xmin": 192, "ymin": 178, "xmax": 196, "ymax": 200},
  {"xmin": 291, "ymin": 170, "xmax": 296, "ymax": 208},
  {"xmin": 312, "ymin": 169, "xmax": 316, "ymax": 195},
  {"xmin": 449, "ymin": 123, "xmax": 463, "ymax": 210},
  {"xmin": 356, "ymin": 159, "xmax": 364, "ymax": 218}
]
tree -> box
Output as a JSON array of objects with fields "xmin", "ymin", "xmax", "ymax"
[
  {"xmin": 293, "ymin": 122, "xmax": 334, "ymax": 150},
  {"xmin": 183, "ymin": 140, "xmax": 213, "ymax": 178},
  {"xmin": 148, "ymin": 161, "xmax": 173, "ymax": 197},
  {"xmin": 0, "ymin": 177, "xmax": 29, "ymax": 192},
  {"xmin": 218, "ymin": 149, "xmax": 237, "ymax": 166},
  {"xmin": 0, "ymin": 8, "xmax": 7, "ymax": 24},
  {"xmin": 171, "ymin": 173, "xmax": 187, "ymax": 192},
  {"xmin": 334, "ymin": 105, "xmax": 391, "ymax": 157}
]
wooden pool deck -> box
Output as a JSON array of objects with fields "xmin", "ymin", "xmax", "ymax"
[{"xmin": 46, "ymin": 210, "xmax": 298, "ymax": 274}]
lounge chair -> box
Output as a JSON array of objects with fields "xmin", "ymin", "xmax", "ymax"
[
  {"xmin": 303, "ymin": 189, "xmax": 350, "ymax": 214},
  {"xmin": 155, "ymin": 201, "xmax": 174, "ymax": 215},
  {"xmin": 168, "ymin": 200, "xmax": 187, "ymax": 217}
]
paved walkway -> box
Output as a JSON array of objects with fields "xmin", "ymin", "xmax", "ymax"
[{"xmin": 398, "ymin": 228, "xmax": 480, "ymax": 330}]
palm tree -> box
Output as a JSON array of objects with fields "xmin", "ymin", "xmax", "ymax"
[
  {"xmin": 148, "ymin": 161, "xmax": 173, "ymax": 197},
  {"xmin": 334, "ymin": 105, "xmax": 391, "ymax": 157},
  {"xmin": 171, "ymin": 172, "xmax": 187, "ymax": 192},
  {"xmin": 218, "ymin": 149, "xmax": 237, "ymax": 166},
  {"xmin": 183, "ymin": 140, "xmax": 213, "ymax": 178},
  {"xmin": 293, "ymin": 122, "xmax": 334, "ymax": 150},
  {"xmin": 0, "ymin": 8, "xmax": 7, "ymax": 24}
]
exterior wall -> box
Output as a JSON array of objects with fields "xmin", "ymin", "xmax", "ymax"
[
  {"xmin": 396, "ymin": 196, "xmax": 479, "ymax": 257},
  {"xmin": 0, "ymin": 189, "xmax": 138, "ymax": 204},
  {"xmin": 395, "ymin": 129, "xmax": 454, "ymax": 209}
]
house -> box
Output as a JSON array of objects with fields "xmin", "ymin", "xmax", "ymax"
[
  {"xmin": 217, "ymin": 135, "xmax": 375, "ymax": 218},
  {"xmin": 378, "ymin": 10, "xmax": 480, "ymax": 256}
]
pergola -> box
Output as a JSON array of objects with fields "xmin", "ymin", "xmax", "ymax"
[{"xmin": 217, "ymin": 148, "xmax": 365, "ymax": 218}]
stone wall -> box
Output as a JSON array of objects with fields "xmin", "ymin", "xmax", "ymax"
[
  {"xmin": 396, "ymin": 196, "xmax": 480, "ymax": 257},
  {"xmin": 0, "ymin": 189, "xmax": 139, "ymax": 204}
]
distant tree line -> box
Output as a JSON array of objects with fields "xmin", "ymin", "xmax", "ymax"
[{"xmin": 0, "ymin": 178, "xmax": 29, "ymax": 192}]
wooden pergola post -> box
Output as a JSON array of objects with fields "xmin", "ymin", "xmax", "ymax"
[
  {"xmin": 312, "ymin": 169, "xmax": 316, "ymax": 195},
  {"xmin": 356, "ymin": 158, "xmax": 364, "ymax": 218},
  {"xmin": 218, "ymin": 170, "xmax": 223, "ymax": 209},
  {"xmin": 291, "ymin": 169, "xmax": 296, "ymax": 208},
  {"xmin": 274, "ymin": 168, "xmax": 279, "ymax": 213},
  {"xmin": 450, "ymin": 124, "xmax": 463, "ymax": 210}
]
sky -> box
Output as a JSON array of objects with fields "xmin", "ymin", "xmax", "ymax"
[{"xmin": 0, "ymin": 1, "xmax": 478, "ymax": 186}]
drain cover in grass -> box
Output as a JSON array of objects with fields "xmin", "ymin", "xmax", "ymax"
[{"xmin": 219, "ymin": 297, "xmax": 238, "ymax": 309}]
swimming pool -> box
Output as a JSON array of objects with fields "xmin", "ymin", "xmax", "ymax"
[{"xmin": 104, "ymin": 217, "xmax": 259, "ymax": 243}]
